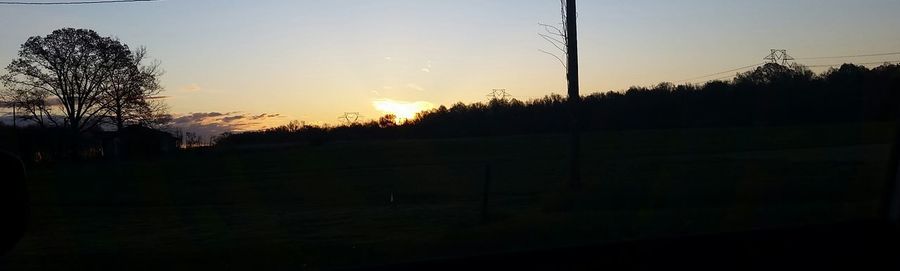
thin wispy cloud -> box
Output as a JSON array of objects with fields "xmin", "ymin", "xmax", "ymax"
[
  {"xmin": 221, "ymin": 115, "xmax": 245, "ymax": 123},
  {"xmin": 180, "ymin": 84, "xmax": 202, "ymax": 92},
  {"xmin": 249, "ymin": 113, "xmax": 280, "ymax": 120},
  {"xmin": 421, "ymin": 60, "xmax": 433, "ymax": 73},
  {"xmin": 407, "ymin": 83, "xmax": 425, "ymax": 91},
  {"xmin": 0, "ymin": 98, "xmax": 64, "ymax": 108}
]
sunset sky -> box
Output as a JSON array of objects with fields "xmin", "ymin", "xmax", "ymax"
[{"xmin": 1, "ymin": 0, "xmax": 900, "ymax": 136}]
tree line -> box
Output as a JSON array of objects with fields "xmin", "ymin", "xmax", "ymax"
[{"xmin": 217, "ymin": 63, "xmax": 900, "ymax": 146}]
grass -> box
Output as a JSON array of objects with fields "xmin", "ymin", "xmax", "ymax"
[{"xmin": 2, "ymin": 122, "xmax": 897, "ymax": 270}]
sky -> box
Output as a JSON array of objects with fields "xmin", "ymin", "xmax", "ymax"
[{"xmin": 1, "ymin": 0, "xmax": 900, "ymax": 136}]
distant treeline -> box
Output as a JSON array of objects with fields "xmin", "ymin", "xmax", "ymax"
[{"xmin": 216, "ymin": 63, "xmax": 900, "ymax": 146}]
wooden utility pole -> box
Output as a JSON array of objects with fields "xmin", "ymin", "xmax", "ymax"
[{"xmin": 566, "ymin": 0, "xmax": 582, "ymax": 189}]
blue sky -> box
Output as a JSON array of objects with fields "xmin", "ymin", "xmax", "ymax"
[{"xmin": 1, "ymin": 0, "xmax": 899, "ymax": 133}]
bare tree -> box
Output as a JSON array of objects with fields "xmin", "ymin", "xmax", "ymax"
[
  {"xmin": 285, "ymin": 120, "xmax": 302, "ymax": 133},
  {"xmin": 1, "ymin": 28, "xmax": 142, "ymax": 135},
  {"xmin": 169, "ymin": 127, "xmax": 185, "ymax": 148},
  {"xmin": 378, "ymin": 114, "xmax": 398, "ymax": 128},
  {"xmin": 184, "ymin": 132, "xmax": 202, "ymax": 148},
  {"xmin": 104, "ymin": 46, "xmax": 168, "ymax": 130}
]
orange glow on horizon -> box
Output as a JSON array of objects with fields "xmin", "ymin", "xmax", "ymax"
[{"xmin": 372, "ymin": 99, "xmax": 435, "ymax": 123}]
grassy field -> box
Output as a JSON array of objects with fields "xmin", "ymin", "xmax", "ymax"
[{"xmin": 2, "ymin": 122, "xmax": 897, "ymax": 270}]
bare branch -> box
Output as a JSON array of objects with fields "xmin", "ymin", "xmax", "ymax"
[
  {"xmin": 539, "ymin": 49, "xmax": 567, "ymax": 70},
  {"xmin": 536, "ymin": 0, "xmax": 570, "ymax": 71},
  {"xmin": 538, "ymin": 23, "xmax": 565, "ymax": 37},
  {"xmin": 539, "ymin": 33, "xmax": 567, "ymax": 54}
]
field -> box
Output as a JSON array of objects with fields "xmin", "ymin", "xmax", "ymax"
[{"xmin": 2, "ymin": 122, "xmax": 897, "ymax": 270}]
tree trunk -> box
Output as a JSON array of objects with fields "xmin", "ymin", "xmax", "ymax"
[{"xmin": 116, "ymin": 112, "xmax": 125, "ymax": 131}]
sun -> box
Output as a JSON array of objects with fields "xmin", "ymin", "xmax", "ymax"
[{"xmin": 372, "ymin": 99, "xmax": 435, "ymax": 123}]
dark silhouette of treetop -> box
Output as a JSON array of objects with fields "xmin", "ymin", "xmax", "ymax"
[{"xmin": 1, "ymin": 28, "xmax": 166, "ymax": 135}]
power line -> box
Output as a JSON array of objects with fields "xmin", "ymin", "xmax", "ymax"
[
  {"xmin": 709, "ymin": 74, "xmax": 739, "ymax": 82},
  {"xmin": 683, "ymin": 60, "xmax": 900, "ymax": 84},
  {"xmin": 0, "ymin": 0, "xmax": 155, "ymax": 5},
  {"xmin": 796, "ymin": 52, "xmax": 900, "ymax": 60},
  {"xmin": 681, "ymin": 60, "xmax": 900, "ymax": 84},
  {"xmin": 806, "ymin": 60, "xmax": 900, "ymax": 68},
  {"xmin": 674, "ymin": 63, "xmax": 764, "ymax": 83}
]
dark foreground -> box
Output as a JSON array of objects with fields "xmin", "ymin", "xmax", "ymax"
[
  {"xmin": 349, "ymin": 220, "xmax": 900, "ymax": 271},
  {"xmin": 1, "ymin": 122, "xmax": 898, "ymax": 270}
]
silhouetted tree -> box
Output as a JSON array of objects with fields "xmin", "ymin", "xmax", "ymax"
[
  {"xmin": 104, "ymin": 47, "xmax": 167, "ymax": 130},
  {"xmin": 184, "ymin": 132, "xmax": 202, "ymax": 148},
  {"xmin": 2, "ymin": 28, "xmax": 133, "ymax": 135},
  {"xmin": 379, "ymin": 114, "xmax": 398, "ymax": 128},
  {"xmin": 1, "ymin": 28, "xmax": 168, "ymax": 137}
]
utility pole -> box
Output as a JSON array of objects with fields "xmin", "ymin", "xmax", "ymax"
[{"xmin": 566, "ymin": 0, "xmax": 582, "ymax": 189}]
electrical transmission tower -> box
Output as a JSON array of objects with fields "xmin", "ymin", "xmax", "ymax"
[
  {"xmin": 764, "ymin": 49, "xmax": 795, "ymax": 65},
  {"xmin": 487, "ymin": 89, "xmax": 513, "ymax": 101},
  {"xmin": 338, "ymin": 112, "xmax": 361, "ymax": 125}
]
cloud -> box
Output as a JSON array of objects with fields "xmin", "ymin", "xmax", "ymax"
[
  {"xmin": 169, "ymin": 111, "xmax": 286, "ymax": 138},
  {"xmin": 406, "ymin": 83, "xmax": 425, "ymax": 91},
  {"xmin": 221, "ymin": 115, "xmax": 245, "ymax": 123},
  {"xmin": 249, "ymin": 113, "xmax": 280, "ymax": 120},
  {"xmin": 172, "ymin": 112, "xmax": 226, "ymax": 124},
  {"xmin": 420, "ymin": 60, "xmax": 433, "ymax": 73},
  {"xmin": 0, "ymin": 113, "xmax": 65, "ymax": 127},
  {"xmin": 384, "ymin": 56, "xmax": 393, "ymax": 61},
  {"xmin": 181, "ymin": 84, "xmax": 202, "ymax": 92},
  {"xmin": 0, "ymin": 98, "xmax": 64, "ymax": 108},
  {"xmin": 0, "ymin": 109, "xmax": 286, "ymax": 140},
  {"xmin": 383, "ymin": 86, "xmax": 394, "ymax": 90}
]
